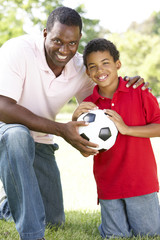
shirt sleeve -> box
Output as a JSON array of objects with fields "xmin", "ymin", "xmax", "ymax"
[
  {"xmin": 141, "ymin": 89, "xmax": 160, "ymax": 124},
  {"xmin": 0, "ymin": 39, "xmax": 26, "ymax": 101}
]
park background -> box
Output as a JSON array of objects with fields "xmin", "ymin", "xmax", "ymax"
[
  {"xmin": 1, "ymin": 0, "xmax": 160, "ymax": 239},
  {"xmin": 55, "ymin": 112, "xmax": 160, "ymax": 211},
  {"xmin": 1, "ymin": 0, "xmax": 160, "ymax": 96}
]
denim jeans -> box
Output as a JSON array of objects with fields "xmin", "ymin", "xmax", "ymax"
[
  {"xmin": 99, "ymin": 193, "xmax": 160, "ymax": 239},
  {"xmin": 0, "ymin": 198, "xmax": 12, "ymax": 221},
  {"xmin": 0, "ymin": 123, "xmax": 65, "ymax": 240}
]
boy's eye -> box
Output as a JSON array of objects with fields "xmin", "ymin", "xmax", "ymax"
[{"xmin": 89, "ymin": 65, "xmax": 96, "ymax": 70}]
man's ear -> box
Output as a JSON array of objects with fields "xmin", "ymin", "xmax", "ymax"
[
  {"xmin": 116, "ymin": 60, "xmax": 121, "ymax": 70},
  {"xmin": 43, "ymin": 28, "xmax": 47, "ymax": 38},
  {"xmin": 79, "ymin": 33, "xmax": 82, "ymax": 41}
]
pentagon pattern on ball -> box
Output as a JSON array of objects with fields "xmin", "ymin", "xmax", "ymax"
[
  {"xmin": 77, "ymin": 109, "xmax": 118, "ymax": 151},
  {"xmin": 83, "ymin": 113, "xmax": 96, "ymax": 123},
  {"xmin": 99, "ymin": 127, "xmax": 111, "ymax": 141}
]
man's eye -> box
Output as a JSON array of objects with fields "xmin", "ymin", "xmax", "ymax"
[
  {"xmin": 69, "ymin": 42, "xmax": 76, "ymax": 46},
  {"xmin": 53, "ymin": 39, "xmax": 61, "ymax": 44}
]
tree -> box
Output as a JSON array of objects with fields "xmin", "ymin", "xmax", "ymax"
[
  {"xmin": 152, "ymin": 11, "xmax": 160, "ymax": 35},
  {"xmin": 128, "ymin": 10, "xmax": 160, "ymax": 36},
  {"xmin": 0, "ymin": 0, "xmax": 25, "ymax": 45},
  {"xmin": 107, "ymin": 31, "xmax": 160, "ymax": 96},
  {"xmin": 0, "ymin": 0, "xmax": 102, "ymax": 52},
  {"xmin": 108, "ymin": 31, "xmax": 155, "ymax": 75},
  {"xmin": 139, "ymin": 43, "xmax": 160, "ymax": 96}
]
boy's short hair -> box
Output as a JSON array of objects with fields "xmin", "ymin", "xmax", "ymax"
[
  {"xmin": 46, "ymin": 6, "xmax": 82, "ymax": 34},
  {"xmin": 83, "ymin": 38, "xmax": 120, "ymax": 67}
]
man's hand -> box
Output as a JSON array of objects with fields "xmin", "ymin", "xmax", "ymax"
[
  {"xmin": 60, "ymin": 120, "xmax": 99, "ymax": 156},
  {"xmin": 80, "ymin": 151, "xmax": 91, "ymax": 157},
  {"xmin": 124, "ymin": 76, "xmax": 151, "ymax": 91},
  {"xmin": 72, "ymin": 102, "xmax": 98, "ymax": 121}
]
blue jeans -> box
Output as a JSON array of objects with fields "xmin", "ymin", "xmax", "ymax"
[
  {"xmin": 0, "ymin": 123, "xmax": 65, "ymax": 240},
  {"xmin": 0, "ymin": 198, "xmax": 12, "ymax": 221},
  {"xmin": 99, "ymin": 193, "xmax": 160, "ymax": 239}
]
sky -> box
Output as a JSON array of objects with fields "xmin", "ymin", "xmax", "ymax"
[{"xmin": 63, "ymin": 0, "xmax": 160, "ymax": 33}]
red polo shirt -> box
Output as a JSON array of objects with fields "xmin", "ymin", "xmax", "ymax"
[{"xmin": 83, "ymin": 77, "xmax": 160, "ymax": 200}]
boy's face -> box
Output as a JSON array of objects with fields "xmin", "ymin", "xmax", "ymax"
[{"xmin": 86, "ymin": 51, "xmax": 121, "ymax": 89}]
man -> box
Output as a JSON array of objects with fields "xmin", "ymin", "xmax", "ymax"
[{"xmin": 0, "ymin": 6, "xmax": 148, "ymax": 240}]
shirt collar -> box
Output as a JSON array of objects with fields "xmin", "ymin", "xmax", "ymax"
[{"xmin": 91, "ymin": 77, "xmax": 129, "ymax": 103}]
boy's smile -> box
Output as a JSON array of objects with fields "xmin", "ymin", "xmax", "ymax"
[
  {"xmin": 97, "ymin": 74, "xmax": 108, "ymax": 82},
  {"xmin": 86, "ymin": 51, "xmax": 121, "ymax": 98}
]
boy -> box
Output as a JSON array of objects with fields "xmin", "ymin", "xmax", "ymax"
[{"xmin": 73, "ymin": 38, "xmax": 160, "ymax": 238}]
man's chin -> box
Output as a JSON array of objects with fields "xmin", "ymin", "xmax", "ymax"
[{"xmin": 55, "ymin": 59, "xmax": 71, "ymax": 67}]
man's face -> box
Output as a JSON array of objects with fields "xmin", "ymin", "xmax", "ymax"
[{"xmin": 44, "ymin": 21, "xmax": 82, "ymax": 69}]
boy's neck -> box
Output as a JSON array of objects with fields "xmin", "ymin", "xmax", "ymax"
[{"xmin": 98, "ymin": 78, "xmax": 119, "ymax": 99}]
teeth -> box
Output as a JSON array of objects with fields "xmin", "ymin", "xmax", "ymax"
[
  {"xmin": 57, "ymin": 54, "xmax": 67, "ymax": 60},
  {"xmin": 99, "ymin": 75, "xmax": 107, "ymax": 80}
]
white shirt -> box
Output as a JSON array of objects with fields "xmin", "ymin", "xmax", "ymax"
[{"xmin": 0, "ymin": 34, "xmax": 94, "ymax": 143}]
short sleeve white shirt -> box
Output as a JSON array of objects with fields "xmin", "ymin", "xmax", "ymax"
[{"xmin": 0, "ymin": 34, "xmax": 94, "ymax": 143}]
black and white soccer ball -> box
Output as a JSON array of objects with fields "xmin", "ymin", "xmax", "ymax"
[{"xmin": 77, "ymin": 109, "xmax": 118, "ymax": 151}]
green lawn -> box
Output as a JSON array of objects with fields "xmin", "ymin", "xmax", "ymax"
[
  {"xmin": 1, "ymin": 110, "xmax": 160, "ymax": 240},
  {"xmin": 1, "ymin": 210, "xmax": 160, "ymax": 240},
  {"xmin": 0, "ymin": 210, "xmax": 101, "ymax": 240}
]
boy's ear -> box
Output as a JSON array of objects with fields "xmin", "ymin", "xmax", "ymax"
[
  {"xmin": 86, "ymin": 68, "xmax": 91, "ymax": 77},
  {"xmin": 116, "ymin": 60, "xmax": 121, "ymax": 70}
]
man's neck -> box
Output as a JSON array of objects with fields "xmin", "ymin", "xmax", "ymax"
[
  {"xmin": 44, "ymin": 48, "xmax": 64, "ymax": 77},
  {"xmin": 51, "ymin": 66, "xmax": 64, "ymax": 77},
  {"xmin": 46, "ymin": 58, "xmax": 64, "ymax": 77}
]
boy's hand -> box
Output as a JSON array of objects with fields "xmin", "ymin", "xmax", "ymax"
[
  {"xmin": 124, "ymin": 76, "xmax": 151, "ymax": 91},
  {"xmin": 105, "ymin": 109, "xmax": 129, "ymax": 135},
  {"xmin": 72, "ymin": 102, "xmax": 98, "ymax": 121}
]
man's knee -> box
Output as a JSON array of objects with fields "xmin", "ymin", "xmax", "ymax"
[{"xmin": 0, "ymin": 124, "xmax": 33, "ymax": 148}]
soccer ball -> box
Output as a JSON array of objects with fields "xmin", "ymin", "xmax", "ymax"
[{"xmin": 77, "ymin": 109, "xmax": 118, "ymax": 151}]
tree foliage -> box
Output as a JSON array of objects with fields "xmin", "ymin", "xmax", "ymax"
[
  {"xmin": 1, "ymin": 1, "xmax": 160, "ymax": 96},
  {"xmin": 128, "ymin": 10, "xmax": 160, "ymax": 36},
  {"xmin": 152, "ymin": 11, "xmax": 160, "ymax": 35},
  {"xmin": 0, "ymin": 0, "xmax": 102, "ymax": 52},
  {"xmin": 107, "ymin": 10, "xmax": 160, "ymax": 96},
  {"xmin": 0, "ymin": 0, "xmax": 25, "ymax": 44}
]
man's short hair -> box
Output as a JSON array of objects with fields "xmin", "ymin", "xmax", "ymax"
[
  {"xmin": 83, "ymin": 38, "xmax": 120, "ymax": 67},
  {"xmin": 46, "ymin": 6, "xmax": 82, "ymax": 33}
]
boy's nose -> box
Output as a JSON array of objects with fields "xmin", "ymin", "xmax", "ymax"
[{"xmin": 97, "ymin": 66, "xmax": 103, "ymax": 72}]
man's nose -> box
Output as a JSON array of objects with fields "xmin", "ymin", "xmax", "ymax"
[{"xmin": 59, "ymin": 44, "xmax": 69, "ymax": 54}]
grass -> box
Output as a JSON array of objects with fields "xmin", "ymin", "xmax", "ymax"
[
  {"xmin": 1, "ymin": 210, "xmax": 160, "ymax": 240},
  {"xmin": 1, "ymin": 112, "xmax": 160, "ymax": 240},
  {"xmin": 59, "ymin": 102, "xmax": 77, "ymax": 114},
  {"xmin": 0, "ymin": 210, "xmax": 101, "ymax": 240}
]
